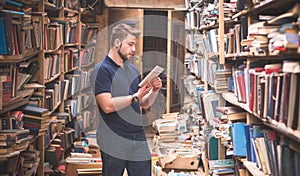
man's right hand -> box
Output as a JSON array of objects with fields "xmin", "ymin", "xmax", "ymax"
[{"xmin": 134, "ymin": 82, "xmax": 153, "ymax": 101}]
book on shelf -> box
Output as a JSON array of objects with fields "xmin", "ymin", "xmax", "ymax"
[
  {"xmin": 263, "ymin": 130, "xmax": 279, "ymax": 176},
  {"xmin": 22, "ymin": 105, "xmax": 50, "ymax": 117},
  {"xmin": 16, "ymin": 72, "xmax": 31, "ymax": 90},
  {"xmin": 0, "ymin": 12, "xmax": 13, "ymax": 55},
  {"xmin": 216, "ymin": 106, "xmax": 247, "ymax": 121},
  {"xmin": 201, "ymin": 91, "xmax": 225, "ymax": 124},
  {"xmin": 231, "ymin": 123, "xmax": 246, "ymax": 157}
]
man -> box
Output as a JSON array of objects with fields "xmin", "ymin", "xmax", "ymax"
[{"xmin": 90, "ymin": 23, "xmax": 162, "ymax": 176}]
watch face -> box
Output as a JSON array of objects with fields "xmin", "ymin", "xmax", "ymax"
[{"xmin": 132, "ymin": 96, "xmax": 139, "ymax": 103}]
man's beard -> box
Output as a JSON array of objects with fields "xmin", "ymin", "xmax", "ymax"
[{"xmin": 117, "ymin": 43, "xmax": 128, "ymax": 62}]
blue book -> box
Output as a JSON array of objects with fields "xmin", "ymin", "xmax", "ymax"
[
  {"xmin": 6, "ymin": 0, "xmax": 22, "ymax": 7},
  {"xmin": 245, "ymin": 124, "xmax": 252, "ymax": 161},
  {"xmin": 2, "ymin": 9, "xmax": 25, "ymax": 16},
  {"xmin": 267, "ymin": 73, "xmax": 277, "ymax": 118},
  {"xmin": 232, "ymin": 123, "xmax": 246, "ymax": 156},
  {"xmin": 228, "ymin": 76, "xmax": 234, "ymax": 92},
  {"xmin": 1, "ymin": 12, "xmax": 13, "ymax": 55},
  {"xmin": 246, "ymin": 124, "xmax": 264, "ymax": 162},
  {"xmin": 0, "ymin": 18, "xmax": 7, "ymax": 54},
  {"xmin": 196, "ymin": 86, "xmax": 204, "ymax": 112}
]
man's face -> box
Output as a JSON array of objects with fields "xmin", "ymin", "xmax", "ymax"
[{"xmin": 117, "ymin": 34, "xmax": 137, "ymax": 61}]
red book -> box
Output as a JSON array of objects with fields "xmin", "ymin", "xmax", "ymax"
[{"xmin": 236, "ymin": 71, "xmax": 246, "ymax": 103}]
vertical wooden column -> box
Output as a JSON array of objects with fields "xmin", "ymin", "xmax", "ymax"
[
  {"xmin": 166, "ymin": 10, "xmax": 172, "ymax": 113},
  {"xmin": 37, "ymin": 131, "xmax": 45, "ymax": 176},
  {"xmin": 218, "ymin": 138, "xmax": 225, "ymax": 160},
  {"xmin": 38, "ymin": 0, "xmax": 45, "ymax": 108},
  {"xmin": 219, "ymin": 0, "xmax": 225, "ymax": 64}
]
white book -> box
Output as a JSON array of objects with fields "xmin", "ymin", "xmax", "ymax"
[{"xmin": 139, "ymin": 65, "xmax": 164, "ymax": 87}]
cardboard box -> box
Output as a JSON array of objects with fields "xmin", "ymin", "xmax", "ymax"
[
  {"xmin": 158, "ymin": 149, "xmax": 200, "ymax": 170},
  {"xmin": 66, "ymin": 158, "xmax": 102, "ymax": 176}
]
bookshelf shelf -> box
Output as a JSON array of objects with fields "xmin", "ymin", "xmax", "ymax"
[
  {"xmin": 44, "ymin": 1, "xmax": 58, "ymax": 9},
  {"xmin": 232, "ymin": 0, "xmax": 296, "ymax": 19},
  {"xmin": 65, "ymin": 66, "xmax": 79, "ymax": 74},
  {"xmin": 64, "ymin": 7, "xmax": 79, "ymax": 14},
  {"xmin": 200, "ymin": 23, "xmax": 218, "ymax": 31},
  {"xmin": 248, "ymin": 0, "xmax": 296, "ymax": 15},
  {"xmin": 225, "ymin": 52, "xmax": 300, "ymax": 61},
  {"xmin": 0, "ymin": 50, "xmax": 40, "ymax": 63},
  {"xmin": 44, "ymin": 46, "xmax": 63, "ymax": 54},
  {"xmin": 0, "ymin": 96, "xmax": 30, "ymax": 115},
  {"xmin": 65, "ymin": 43, "xmax": 80, "ymax": 47},
  {"xmin": 222, "ymin": 92, "xmax": 251, "ymax": 113},
  {"xmin": 188, "ymin": 18, "xmax": 233, "ymax": 33},
  {"xmin": 243, "ymin": 160, "xmax": 267, "ymax": 176},
  {"xmin": 44, "ymin": 73, "xmax": 61, "ymax": 84},
  {"xmin": 17, "ymin": 89, "xmax": 35, "ymax": 98}
]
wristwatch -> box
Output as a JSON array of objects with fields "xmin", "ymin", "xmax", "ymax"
[{"xmin": 131, "ymin": 95, "xmax": 139, "ymax": 103}]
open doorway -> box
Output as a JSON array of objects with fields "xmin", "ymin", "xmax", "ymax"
[{"xmin": 143, "ymin": 10, "xmax": 184, "ymax": 113}]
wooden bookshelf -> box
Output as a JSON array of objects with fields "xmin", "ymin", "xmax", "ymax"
[
  {"xmin": 184, "ymin": 0, "xmax": 300, "ymax": 175},
  {"xmin": 232, "ymin": 0, "xmax": 296, "ymax": 19},
  {"xmin": 222, "ymin": 92, "xmax": 300, "ymax": 143}
]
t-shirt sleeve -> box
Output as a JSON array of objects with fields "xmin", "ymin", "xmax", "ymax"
[{"xmin": 94, "ymin": 66, "xmax": 112, "ymax": 95}]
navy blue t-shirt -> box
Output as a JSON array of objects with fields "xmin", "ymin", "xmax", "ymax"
[{"xmin": 90, "ymin": 56, "xmax": 144, "ymax": 137}]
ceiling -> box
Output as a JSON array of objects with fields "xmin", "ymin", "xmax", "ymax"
[{"xmin": 104, "ymin": 0, "xmax": 187, "ymax": 10}]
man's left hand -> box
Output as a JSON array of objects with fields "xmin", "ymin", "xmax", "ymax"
[{"xmin": 151, "ymin": 77, "xmax": 162, "ymax": 92}]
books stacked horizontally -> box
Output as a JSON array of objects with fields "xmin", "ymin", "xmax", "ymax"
[
  {"xmin": 0, "ymin": 129, "xmax": 30, "ymax": 157},
  {"xmin": 214, "ymin": 69, "xmax": 232, "ymax": 93},
  {"xmin": 209, "ymin": 159, "xmax": 234, "ymax": 176},
  {"xmin": 21, "ymin": 144, "xmax": 41, "ymax": 176},
  {"xmin": 22, "ymin": 105, "xmax": 50, "ymax": 134},
  {"xmin": 153, "ymin": 113, "xmax": 179, "ymax": 143},
  {"xmin": 215, "ymin": 106, "xmax": 247, "ymax": 122}
]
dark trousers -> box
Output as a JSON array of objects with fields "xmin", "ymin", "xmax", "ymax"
[
  {"xmin": 101, "ymin": 151, "xmax": 151, "ymax": 176},
  {"xmin": 99, "ymin": 132, "xmax": 151, "ymax": 176}
]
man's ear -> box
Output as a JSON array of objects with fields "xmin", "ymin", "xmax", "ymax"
[{"xmin": 115, "ymin": 39, "xmax": 121, "ymax": 48}]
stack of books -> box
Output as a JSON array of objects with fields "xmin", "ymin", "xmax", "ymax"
[{"xmin": 22, "ymin": 105, "xmax": 50, "ymax": 134}]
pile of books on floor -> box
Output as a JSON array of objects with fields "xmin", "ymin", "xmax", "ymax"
[
  {"xmin": 21, "ymin": 144, "xmax": 41, "ymax": 176},
  {"xmin": 153, "ymin": 115, "xmax": 179, "ymax": 143}
]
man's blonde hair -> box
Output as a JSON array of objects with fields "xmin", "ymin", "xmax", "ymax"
[{"xmin": 110, "ymin": 23, "xmax": 140, "ymax": 48}]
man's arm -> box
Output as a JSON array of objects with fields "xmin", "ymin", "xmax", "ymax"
[
  {"xmin": 95, "ymin": 93, "xmax": 132, "ymax": 114},
  {"xmin": 96, "ymin": 82, "xmax": 153, "ymax": 114}
]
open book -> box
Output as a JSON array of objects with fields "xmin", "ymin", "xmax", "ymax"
[{"xmin": 138, "ymin": 65, "xmax": 164, "ymax": 87}]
